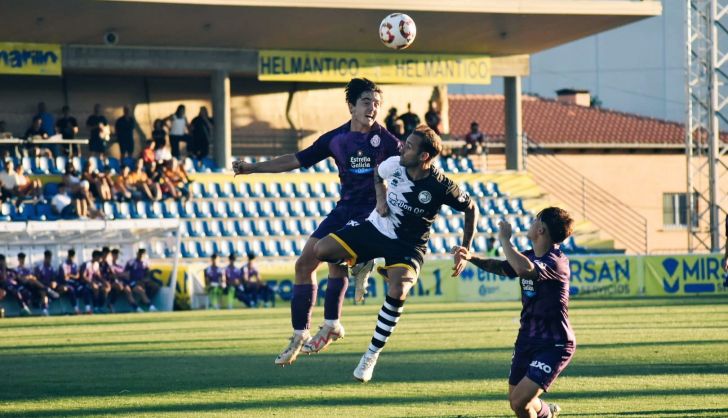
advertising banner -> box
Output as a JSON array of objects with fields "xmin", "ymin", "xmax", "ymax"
[
  {"xmin": 644, "ymin": 254, "xmax": 727, "ymax": 296},
  {"xmin": 568, "ymin": 255, "xmax": 641, "ymax": 298},
  {"xmin": 0, "ymin": 42, "xmax": 61, "ymax": 76}
]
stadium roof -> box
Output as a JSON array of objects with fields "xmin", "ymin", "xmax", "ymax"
[
  {"xmin": 448, "ymin": 94, "xmax": 728, "ymax": 148},
  {"xmin": 3, "ymin": 0, "xmax": 660, "ymax": 56}
]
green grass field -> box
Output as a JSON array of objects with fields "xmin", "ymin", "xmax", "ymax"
[{"xmin": 1, "ymin": 297, "xmax": 727, "ymax": 417}]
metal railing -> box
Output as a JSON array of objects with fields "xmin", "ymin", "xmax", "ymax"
[{"xmin": 524, "ymin": 136, "xmax": 648, "ymax": 254}]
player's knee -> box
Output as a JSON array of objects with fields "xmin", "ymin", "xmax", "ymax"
[
  {"xmin": 295, "ymin": 252, "xmax": 318, "ymax": 274},
  {"xmin": 508, "ymin": 394, "xmax": 529, "ymax": 413}
]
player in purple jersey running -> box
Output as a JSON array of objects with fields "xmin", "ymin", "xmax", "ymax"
[
  {"xmin": 232, "ymin": 78, "xmax": 401, "ymax": 366},
  {"xmin": 452, "ymin": 207, "xmax": 575, "ymax": 418}
]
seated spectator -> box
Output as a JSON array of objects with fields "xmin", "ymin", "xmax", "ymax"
[
  {"xmin": 224, "ymin": 254, "xmax": 250, "ymax": 308},
  {"xmin": 464, "ymin": 121, "xmax": 485, "ymax": 155},
  {"xmin": 82, "ymin": 162, "xmax": 112, "ymax": 202},
  {"xmin": 161, "ymin": 158, "xmax": 191, "ymax": 201},
  {"xmin": 24, "ymin": 117, "xmax": 55, "ymax": 159},
  {"xmin": 0, "ymin": 160, "xmax": 20, "ymax": 201},
  {"xmin": 56, "ymin": 105, "xmax": 79, "ymax": 156},
  {"xmin": 13, "ymin": 163, "xmax": 42, "ymax": 202},
  {"xmin": 112, "ymin": 165, "xmax": 133, "ymax": 201},
  {"xmin": 424, "ymin": 100, "xmax": 442, "ymax": 135},
  {"xmin": 141, "ymin": 139, "xmax": 156, "ymax": 167},
  {"xmin": 128, "ymin": 159, "xmax": 162, "ymax": 201},
  {"xmin": 51, "ymin": 183, "xmax": 82, "ymax": 219},
  {"xmin": 154, "ymin": 139, "xmax": 172, "ymax": 163},
  {"xmin": 152, "ymin": 119, "xmax": 167, "ymax": 152}
]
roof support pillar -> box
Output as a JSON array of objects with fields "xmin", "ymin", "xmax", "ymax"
[
  {"xmin": 504, "ymin": 76, "xmax": 523, "ymax": 171},
  {"xmin": 211, "ymin": 69, "xmax": 231, "ymax": 169}
]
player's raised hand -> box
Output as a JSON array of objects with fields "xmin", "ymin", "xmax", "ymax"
[
  {"xmin": 450, "ymin": 245, "xmax": 471, "ymax": 277},
  {"xmin": 497, "ymin": 220, "xmax": 513, "ymax": 241},
  {"xmin": 232, "ymin": 159, "xmax": 255, "ymax": 176}
]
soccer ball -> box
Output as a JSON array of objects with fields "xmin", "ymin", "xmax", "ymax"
[{"xmin": 379, "ymin": 13, "xmax": 416, "ymax": 50}]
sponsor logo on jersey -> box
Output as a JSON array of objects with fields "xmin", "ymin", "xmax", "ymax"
[
  {"xmin": 418, "ymin": 191, "xmax": 432, "ymax": 204},
  {"xmin": 370, "ymin": 135, "xmax": 381, "ymax": 147},
  {"xmin": 457, "ymin": 192, "xmax": 469, "ymax": 203},
  {"xmin": 529, "ymin": 361, "xmax": 552, "ymax": 374},
  {"xmin": 349, "ymin": 150, "xmax": 373, "ymax": 174},
  {"xmin": 346, "ymin": 220, "xmax": 360, "ymax": 227},
  {"xmin": 387, "ymin": 192, "xmax": 425, "ymax": 215},
  {"xmin": 522, "ymin": 278, "xmax": 536, "ymax": 298}
]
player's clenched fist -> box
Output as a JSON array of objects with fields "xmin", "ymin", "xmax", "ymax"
[{"xmin": 232, "ymin": 160, "xmax": 255, "ymax": 176}]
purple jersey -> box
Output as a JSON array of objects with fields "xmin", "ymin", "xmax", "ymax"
[
  {"xmin": 59, "ymin": 260, "xmax": 79, "ymax": 282},
  {"xmin": 295, "ymin": 122, "xmax": 401, "ymax": 207},
  {"xmin": 502, "ymin": 248, "xmax": 575, "ymax": 345},
  {"xmin": 34, "ymin": 263, "xmax": 57, "ymax": 286},
  {"xmin": 225, "ymin": 265, "xmax": 242, "ymax": 282},
  {"xmin": 243, "ymin": 264, "xmax": 260, "ymax": 281},
  {"xmin": 205, "ymin": 265, "xmax": 224, "ymax": 284},
  {"xmin": 125, "ymin": 259, "xmax": 149, "ymax": 283},
  {"xmin": 0, "ymin": 267, "xmax": 19, "ymax": 287},
  {"xmin": 16, "ymin": 265, "xmax": 32, "ymax": 279}
]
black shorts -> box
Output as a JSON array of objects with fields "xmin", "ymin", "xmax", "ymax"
[
  {"xmin": 329, "ymin": 221, "xmax": 425, "ymax": 275},
  {"xmin": 311, "ymin": 203, "xmax": 372, "ymax": 240},
  {"xmin": 509, "ymin": 341, "xmax": 575, "ymax": 391}
]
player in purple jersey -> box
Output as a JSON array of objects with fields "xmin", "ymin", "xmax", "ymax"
[
  {"xmin": 224, "ymin": 254, "xmax": 247, "ymax": 309},
  {"xmin": 452, "ymin": 207, "xmax": 575, "ymax": 418},
  {"xmin": 33, "ymin": 250, "xmax": 62, "ymax": 316},
  {"xmin": 108, "ymin": 249, "xmax": 142, "ymax": 313},
  {"xmin": 232, "ymin": 78, "xmax": 401, "ymax": 366},
  {"xmin": 60, "ymin": 249, "xmax": 87, "ymax": 314},
  {"xmin": 0, "ymin": 254, "xmax": 32, "ymax": 315},
  {"xmin": 723, "ymin": 214, "xmax": 727, "ymax": 286},
  {"xmin": 204, "ymin": 254, "xmax": 226, "ymax": 310},
  {"xmin": 16, "ymin": 252, "xmax": 53, "ymax": 314},
  {"xmin": 124, "ymin": 249, "xmax": 158, "ymax": 312}
]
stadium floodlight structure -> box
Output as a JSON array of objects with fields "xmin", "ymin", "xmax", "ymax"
[
  {"xmin": 0, "ymin": 218, "xmax": 182, "ymax": 311},
  {"xmin": 686, "ymin": 0, "xmax": 728, "ymax": 253}
]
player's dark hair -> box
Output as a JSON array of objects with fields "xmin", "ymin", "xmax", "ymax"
[
  {"xmin": 44, "ymin": 250, "xmax": 51, "ymax": 257},
  {"xmin": 0, "ymin": 254, "xmax": 5, "ymax": 261},
  {"xmin": 68, "ymin": 249, "xmax": 75, "ymax": 257},
  {"xmin": 92, "ymin": 250, "xmax": 102, "ymax": 258},
  {"xmin": 411, "ymin": 125, "xmax": 442, "ymax": 161},
  {"xmin": 537, "ymin": 207, "xmax": 574, "ymax": 244},
  {"xmin": 137, "ymin": 249, "xmax": 146, "ymax": 255},
  {"xmin": 111, "ymin": 249, "xmax": 120, "ymax": 255},
  {"xmin": 211, "ymin": 253, "xmax": 218, "ymax": 260},
  {"xmin": 102, "ymin": 246, "xmax": 110, "ymax": 254},
  {"xmin": 228, "ymin": 254, "xmax": 236, "ymax": 261},
  {"xmin": 247, "ymin": 252, "xmax": 257, "ymax": 260},
  {"xmin": 345, "ymin": 78, "xmax": 382, "ymax": 106},
  {"xmin": 18, "ymin": 252, "xmax": 25, "ymax": 259}
]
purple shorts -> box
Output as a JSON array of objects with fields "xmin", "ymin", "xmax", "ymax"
[
  {"xmin": 509, "ymin": 342, "xmax": 575, "ymax": 391},
  {"xmin": 311, "ymin": 203, "xmax": 372, "ymax": 239}
]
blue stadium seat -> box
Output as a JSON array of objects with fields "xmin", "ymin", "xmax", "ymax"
[
  {"xmin": 215, "ymin": 182, "xmax": 231, "ymax": 198},
  {"xmin": 283, "ymin": 219, "xmax": 299, "ymax": 235},
  {"xmin": 52, "ymin": 156, "xmax": 66, "ymax": 174},
  {"xmin": 457, "ymin": 158, "xmax": 473, "ymax": 173},
  {"xmin": 303, "ymin": 200, "xmax": 319, "ymax": 217},
  {"xmin": 219, "ymin": 241, "xmax": 235, "ymax": 257},
  {"xmin": 447, "ymin": 217, "xmax": 463, "ymax": 233},
  {"xmin": 180, "ymin": 241, "xmax": 198, "ymax": 258},
  {"xmin": 210, "ymin": 201, "xmax": 227, "ymax": 218},
  {"xmin": 32, "ymin": 203, "xmax": 59, "ymax": 221},
  {"xmin": 299, "ymin": 219, "xmax": 316, "ymax": 235},
  {"xmin": 189, "ymin": 183, "xmax": 204, "ymax": 199},
  {"xmin": 278, "ymin": 183, "xmax": 295, "ymax": 198},
  {"xmin": 267, "ymin": 219, "xmax": 285, "ymax": 236},
  {"xmin": 260, "ymin": 240, "xmax": 278, "ymax": 257},
  {"xmin": 291, "ymin": 183, "xmax": 307, "ymax": 198},
  {"xmin": 11, "ymin": 203, "xmax": 33, "ymax": 221},
  {"xmin": 145, "ymin": 202, "xmax": 163, "ymax": 219},
  {"xmin": 515, "ymin": 236, "xmax": 530, "ymax": 252},
  {"xmin": 245, "ymin": 239, "xmax": 262, "ymax": 256},
  {"xmin": 187, "ymin": 221, "xmax": 204, "ymax": 238},
  {"xmin": 326, "ymin": 159, "xmax": 337, "ymax": 172},
  {"xmin": 235, "ymin": 220, "xmax": 253, "ymax": 236},
  {"xmin": 33, "ymin": 157, "xmax": 51, "ymax": 174},
  {"xmin": 130, "ymin": 202, "xmax": 147, "ymax": 219},
  {"xmin": 288, "ymin": 201, "xmax": 304, "ymax": 217},
  {"xmin": 200, "ymin": 183, "xmax": 216, "ymax": 198},
  {"xmin": 261, "ymin": 183, "xmax": 279, "ymax": 198},
  {"xmin": 473, "ymin": 236, "xmax": 488, "ymax": 253},
  {"xmin": 439, "ymin": 205, "xmax": 454, "ymax": 217},
  {"xmin": 220, "ymin": 220, "xmax": 236, "ymax": 237},
  {"xmin": 178, "ymin": 201, "xmax": 195, "ymax": 218},
  {"xmin": 272, "ymin": 201, "xmax": 288, "ymax": 217},
  {"xmin": 256, "ymin": 201, "xmax": 273, "ymax": 217},
  {"xmin": 485, "ymin": 182, "xmax": 501, "ymax": 197},
  {"xmin": 323, "ymin": 182, "xmax": 340, "ymax": 198},
  {"xmin": 194, "ymin": 201, "xmax": 212, "ymax": 218},
  {"xmin": 241, "ymin": 201, "xmax": 257, "ymax": 217},
  {"xmin": 277, "ymin": 240, "xmax": 295, "ymax": 256},
  {"xmin": 204, "ymin": 220, "xmax": 222, "ymax": 237},
  {"xmin": 507, "ymin": 198, "xmax": 525, "ymax": 215},
  {"xmin": 246, "ymin": 183, "xmax": 263, "ymax": 198},
  {"xmin": 43, "ymin": 183, "xmax": 59, "ymax": 199},
  {"xmin": 252, "ymin": 220, "xmax": 267, "ymax": 236},
  {"xmin": 230, "ymin": 182, "xmax": 246, "ymax": 198},
  {"xmin": 307, "ymin": 183, "xmax": 326, "ymax": 198},
  {"xmin": 488, "ymin": 217, "xmax": 501, "ymax": 233},
  {"xmin": 428, "ymin": 237, "xmax": 445, "ymax": 254},
  {"xmin": 183, "ymin": 158, "xmax": 196, "ymax": 174},
  {"xmin": 0, "ymin": 202, "xmax": 15, "ymax": 221},
  {"xmin": 107, "ymin": 158, "xmax": 121, "ymax": 174},
  {"xmin": 478, "ymin": 200, "xmax": 493, "ymax": 217},
  {"xmin": 432, "ymin": 218, "xmax": 447, "ymax": 234},
  {"xmin": 162, "ymin": 200, "xmax": 179, "ymax": 218},
  {"xmin": 201, "ymin": 157, "xmax": 221, "ymax": 173},
  {"xmin": 292, "ymin": 240, "xmax": 305, "ymax": 256},
  {"xmin": 476, "ymin": 218, "xmax": 492, "ymax": 233},
  {"xmin": 121, "ymin": 157, "xmax": 136, "ymax": 170},
  {"xmin": 226, "ymin": 201, "xmax": 244, "ymax": 218},
  {"xmin": 318, "ymin": 200, "xmax": 335, "ymax": 215},
  {"xmin": 196, "ymin": 241, "xmax": 212, "ymax": 258},
  {"xmin": 312, "ymin": 160, "xmax": 327, "ymax": 173},
  {"xmin": 113, "ymin": 202, "xmax": 132, "ymax": 220}
]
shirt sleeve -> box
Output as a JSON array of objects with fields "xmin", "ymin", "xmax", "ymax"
[
  {"xmin": 532, "ymin": 253, "xmax": 570, "ymax": 282},
  {"xmin": 442, "ymin": 178, "xmax": 472, "ymax": 212},
  {"xmin": 500, "ymin": 249, "xmax": 533, "ymax": 278},
  {"xmin": 295, "ymin": 130, "xmax": 336, "ymax": 168},
  {"xmin": 377, "ymin": 156, "xmax": 400, "ymax": 179}
]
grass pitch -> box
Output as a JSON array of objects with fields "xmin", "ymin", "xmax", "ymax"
[{"xmin": 1, "ymin": 297, "xmax": 727, "ymax": 417}]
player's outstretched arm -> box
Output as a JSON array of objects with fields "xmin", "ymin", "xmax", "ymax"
[
  {"xmin": 232, "ymin": 154, "xmax": 301, "ymax": 176},
  {"xmin": 450, "ymin": 245, "xmax": 508, "ymax": 276},
  {"xmin": 451, "ymin": 202, "xmax": 477, "ymax": 277},
  {"xmin": 498, "ymin": 220, "xmax": 537, "ymax": 279}
]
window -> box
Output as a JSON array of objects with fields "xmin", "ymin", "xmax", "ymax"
[{"xmin": 663, "ymin": 193, "xmax": 698, "ymax": 227}]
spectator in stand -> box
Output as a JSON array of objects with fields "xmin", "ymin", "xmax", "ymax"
[
  {"xmin": 51, "ymin": 183, "xmax": 83, "ymax": 219},
  {"xmin": 56, "ymin": 105, "xmax": 80, "ymax": 156},
  {"xmin": 0, "ymin": 120, "xmax": 12, "ymax": 139},
  {"xmin": 384, "ymin": 107, "xmax": 398, "ymax": 135},
  {"xmin": 58, "ymin": 249, "xmax": 83, "ymax": 314},
  {"xmin": 128, "ymin": 159, "xmax": 162, "ymax": 201},
  {"xmin": 82, "ymin": 162, "xmax": 112, "ymax": 202},
  {"xmin": 0, "ymin": 160, "xmax": 20, "ymax": 202},
  {"xmin": 166, "ymin": 105, "xmax": 190, "ymax": 159},
  {"xmin": 161, "ymin": 158, "xmax": 191, "ymax": 201},
  {"xmin": 424, "ymin": 100, "xmax": 442, "ymax": 135},
  {"xmin": 0, "ymin": 121, "xmax": 13, "ymax": 159},
  {"xmin": 24, "ymin": 117, "xmax": 54, "ymax": 159},
  {"xmin": 124, "ymin": 248, "xmax": 158, "ymax": 312},
  {"xmin": 204, "ymin": 253, "xmax": 226, "ymax": 310},
  {"xmin": 0, "ymin": 254, "xmax": 32, "ymax": 315},
  {"xmin": 464, "ymin": 121, "xmax": 486, "ymax": 156},
  {"xmin": 189, "ymin": 106, "xmax": 213, "ymax": 161},
  {"xmin": 115, "ymin": 106, "xmax": 136, "ymax": 159},
  {"xmin": 86, "ymin": 104, "xmax": 110, "ymax": 159},
  {"xmin": 152, "ymin": 119, "xmax": 167, "ymax": 152},
  {"xmin": 13, "ymin": 163, "xmax": 43, "ymax": 202},
  {"xmin": 397, "ymin": 103, "xmax": 420, "ymax": 137},
  {"xmin": 154, "ymin": 137, "xmax": 172, "ymax": 163},
  {"xmin": 33, "ymin": 102, "xmax": 55, "ymax": 138},
  {"xmin": 141, "ymin": 139, "xmax": 156, "ymax": 168},
  {"xmin": 112, "ymin": 165, "xmax": 133, "ymax": 201}
]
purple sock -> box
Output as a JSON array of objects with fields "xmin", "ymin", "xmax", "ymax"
[
  {"xmin": 323, "ymin": 277, "xmax": 348, "ymax": 320},
  {"xmin": 536, "ymin": 400, "xmax": 550, "ymax": 418},
  {"xmin": 291, "ymin": 284, "xmax": 317, "ymax": 330}
]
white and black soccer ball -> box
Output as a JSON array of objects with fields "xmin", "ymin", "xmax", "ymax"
[{"xmin": 379, "ymin": 13, "xmax": 416, "ymax": 50}]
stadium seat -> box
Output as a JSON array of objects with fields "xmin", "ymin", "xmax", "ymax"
[
  {"xmin": 432, "ymin": 218, "xmax": 447, "ymax": 234},
  {"xmin": 11, "ymin": 203, "xmax": 33, "ymax": 221},
  {"xmin": 291, "ymin": 183, "xmax": 307, "ymax": 198},
  {"xmin": 246, "ymin": 240, "xmax": 264, "ymax": 257},
  {"xmin": 32, "ymin": 203, "xmax": 59, "ymax": 221},
  {"xmin": 485, "ymin": 182, "xmax": 501, "ymax": 197},
  {"xmin": 478, "ymin": 200, "xmax": 493, "ymax": 217},
  {"xmin": 43, "ymin": 183, "xmax": 59, "ymax": 199},
  {"xmin": 161, "ymin": 200, "xmax": 179, "ymax": 218},
  {"xmin": 106, "ymin": 158, "xmax": 121, "ymax": 174},
  {"xmin": 121, "ymin": 157, "xmax": 136, "ymax": 170},
  {"xmin": 0, "ymin": 202, "xmax": 15, "ymax": 221},
  {"xmin": 278, "ymin": 182, "xmax": 295, "ymax": 198},
  {"xmin": 288, "ymin": 201, "xmax": 304, "ymax": 217},
  {"xmin": 241, "ymin": 201, "xmax": 257, "ymax": 217},
  {"xmin": 33, "ymin": 157, "xmax": 51, "ymax": 174},
  {"xmin": 308, "ymin": 182, "xmax": 326, "ymax": 198},
  {"xmin": 312, "ymin": 160, "xmax": 327, "ymax": 173},
  {"xmin": 52, "ymin": 156, "xmax": 66, "ymax": 174},
  {"xmin": 130, "ymin": 202, "xmax": 147, "ymax": 219},
  {"xmin": 196, "ymin": 241, "xmax": 212, "ymax": 258},
  {"xmin": 143, "ymin": 201, "xmax": 162, "ymax": 219},
  {"xmin": 201, "ymin": 157, "xmax": 221, "ymax": 173},
  {"xmin": 256, "ymin": 201, "xmax": 273, "ymax": 217},
  {"xmin": 277, "ymin": 240, "xmax": 295, "ymax": 256},
  {"xmin": 204, "ymin": 220, "xmax": 222, "ymax": 237},
  {"xmin": 235, "ymin": 220, "xmax": 253, "ymax": 236},
  {"xmin": 272, "ymin": 201, "xmax": 288, "ymax": 217},
  {"xmin": 428, "ymin": 237, "xmax": 445, "ymax": 254},
  {"xmin": 283, "ymin": 219, "xmax": 299, "ymax": 235},
  {"xmin": 318, "ymin": 200, "xmax": 335, "ymax": 215},
  {"xmin": 226, "ymin": 201, "xmax": 244, "ymax": 218},
  {"xmin": 214, "ymin": 182, "xmax": 230, "ymax": 198},
  {"xmin": 267, "ymin": 219, "xmax": 285, "ymax": 236},
  {"xmin": 473, "ymin": 236, "xmax": 488, "ymax": 253},
  {"xmin": 515, "ymin": 236, "xmax": 530, "ymax": 252},
  {"xmin": 229, "ymin": 240, "xmax": 246, "ymax": 257},
  {"xmin": 299, "ymin": 219, "xmax": 317, "ymax": 235},
  {"xmin": 447, "ymin": 217, "xmax": 463, "ymax": 233},
  {"xmin": 203, "ymin": 183, "xmax": 217, "ymax": 198},
  {"xmin": 113, "ymin": 202, "xmax": 132, "ymax": 220},
  {"xmin": 324, "ymin": 182, "xmax": 340, "ymax": 198},
  {"xmin": 246, "ymin": 183, "xmax": 263, "ymax": 198},
  {"xmin": 292, "ymin": 240, "xmax": 305, "ymax": 256},
  {"xmin": 439, "ymin": 205, "xmax": 454, "ymax": 217},
  {"xmin": 189, "ymin": 183, "xmax": 204, "ymax": 199},
  {"xmin": 476, "ymin": 218, "xmax": 492, "ymax": 233},
  {"xmin": 210, "ymin": 201, "xmax": 227, "ymax": 218},
  {"xmin": 261, "ymin": 183, "xmax": 279, "ymax": 198},
  {"xmin": 177, "ymin": 201, "xmax": 195, "ymax": 218},
  {"xmin": 187, "ymin": 221, "xmax": 204, "ymax": 238},
  {"xmin": 183, "ymin": 158, "xmax": 196, "ymax": 174},
  {"xmin": 219, "ymin": 220, "xmax": 236, "ymax": 237},
  {"xmin": 180, "ymin": 241, "xmax": 198, "ymax": 258},
  {"xmin": 260, "ymin": 240, "xmax": 278, "ymax": 257},
  {"xmin": 303, "ymin": 200, "xmax": 319, "ymax": 217},
  {"xmin": 230, "ymin": 182, "xmax": 246, "ymax": 198},
  {"xmin": 252, "ymin": 220, "xmax": 268, "ymax": 236},
  {"xmin": 194, "ymin": 201, "xmax": 212, "ymax": 218}
]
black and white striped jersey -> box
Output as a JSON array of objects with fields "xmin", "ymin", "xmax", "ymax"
[{"xmin": 367, "ymin": 156, "xmax": 472, "ymax": 247}]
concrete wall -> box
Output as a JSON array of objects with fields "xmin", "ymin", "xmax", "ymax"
[{"xmin": 551, "ymin": 153, "xmax": 726, "ymax": 254}]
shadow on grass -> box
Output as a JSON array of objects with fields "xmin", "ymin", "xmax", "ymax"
[
  {"xmin": 3, "ymin": 388, "xmax": 728, "ymax": 418},
  {"xmin": 614, "ymin": 408, "xmax": 728, "ymax": 416}
]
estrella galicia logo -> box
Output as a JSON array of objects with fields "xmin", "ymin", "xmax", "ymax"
[{"xmin": 349, "ymin": 150, "xmax": 373, "ymax": 174}]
